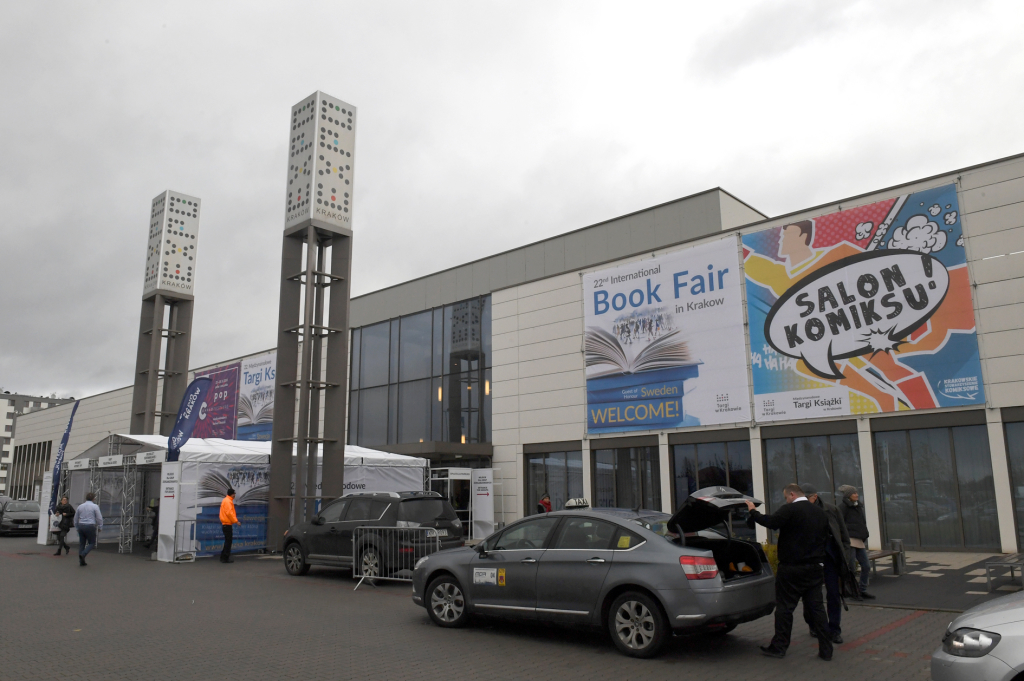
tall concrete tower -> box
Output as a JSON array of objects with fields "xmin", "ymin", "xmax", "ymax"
[
  {"xmin": 268, "ymin": 92, "xmax": 356, "ymax": 545},
  {"xmin": 129, "ymin": 191, "xmax": 202, "ymax": 435}
]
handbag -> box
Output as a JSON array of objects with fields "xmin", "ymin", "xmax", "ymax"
[{"xmin": 51, "ymin": 514, "xmax": 63, "ymax": 531}]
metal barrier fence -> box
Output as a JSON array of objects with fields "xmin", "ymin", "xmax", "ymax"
[
  {"xmin": 352, "ymin": 526, "xmax": 442, "ymax": 591},
  {"xmin": 173, "ymin": 517, "xmax": 270, "ymax": 562}
]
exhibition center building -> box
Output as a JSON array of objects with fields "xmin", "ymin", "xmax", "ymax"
[{"xmin": 15, "ymin": 151, "xmax": 1024, "ymax": 554}]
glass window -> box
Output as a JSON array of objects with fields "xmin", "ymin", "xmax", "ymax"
[
  {"xmin": 398, "ymin": 379, "xmax": 431, "ymax": 443},
  {"xmin": 349, "ymin": 328, "xmax": 361, "ymax": 389},
  {"xmin": 481, "ymin": 296, "xmax": 492, "ymax": 368},
  {"xmin": 389, "ymin": 319, "xmax": 400, "ymax": 384},
  {"xmin": 764, "ymin": 438, "xmax": 795, "ymax": 514},
  {"xmin": 952, "ymin": 425, "xmax": 999, "ymax": 549},
  {"xmin": 697, "ymin": 442, "xmax": 728, "ymax": 489},
  {"xmin": 672, "ymin": 444, "xmax": 697, "ymax": 506},
  {"xmin": 359, "ymin": 322, "xmax": 389, "ymax": 388},
  {"xmin": 910, "ymin": 428, "xmax": 963, "ymax": 548},
  {"xmin": 388, "ymin": 385, "xmax": 398, "ymax": 444},
  {"xmin": 875, "ymin": 430, "xmax": 919, "ymax": 546},
  {"xmin": 525, "ymin": 450, "xmax": 583, "ymax": 515},
  {"xmin": 828, "ymin": 434, "xmax": 862, "ymax": 503},
  {"xmin": 1004, "ymin": 422, "xmax": 1024, "ymax": 550},
  {"xmin": 398, "ymin": 499, "xmax": 457, "ymax": 524},
  {"xmin": 794, "ymin": 436, "xmax": 833, "ymax": 505},
  {"xmin": 399, "ymin": 312, "xmax": 432, "ymax": 382},
  {"xmin": 348, "ymin": 390, "xmax": 359, "ymax": 445},
  {"xmin": 345, "ymin": 498, "xmax": 374, "ymax": 522},
  {"xmin": 431, "ymin": 377, "xmax": 442, "ymax": 440},
  {"xmin": 357, "ymin": 387, "xmax": 388, "ymax": 446},
  {"xmin": 445, "ymin": 298, "xmax": 484, "ymax": 375},
  {"xmin": 612, "ymin": 527, "xmax": 646, "ymax": 550},
  {"xmin": 319, "ymin": 499, "xmax": 348, "ymax": 523},
  {"xmin": 592, "ymin": 447, "xmax": 660, "ymax": 511},
  {"xmin": 493, "ymin": 516, "xmax": 559, "ymax": 550},
  {"xmin": 432, "ymin": 308, "xmax": 443, "ymax": 377},
  {"xmin": 553, "ymin": 517, "xmax": 617, "ymax": 550}
]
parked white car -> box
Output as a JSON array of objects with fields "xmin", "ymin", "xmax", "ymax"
[{"xmin": 931, "ymin": 589, "xmax": 1024, "ymax": 680}]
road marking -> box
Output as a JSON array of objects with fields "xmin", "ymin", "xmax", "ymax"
[{"xmin": 840, "ymin": 610, "xmax": 928, "ymax": 652}]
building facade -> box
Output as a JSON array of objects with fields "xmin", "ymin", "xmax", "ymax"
[
  {"xmin": 14, "ymin": 153, "xmax": 1024, "ymax": 552},
  {"xmin": 1, "ymin": 393, "xmax": 74, "ymax": 498}
]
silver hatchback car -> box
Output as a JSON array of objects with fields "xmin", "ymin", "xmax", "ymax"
[
  {"xmin": 411, "ymin": 487, "xmax": 775, "ymax": 657},
  {"xmin": 931, "ymin": 589, "xmax": 1024, "ymax": 680}
]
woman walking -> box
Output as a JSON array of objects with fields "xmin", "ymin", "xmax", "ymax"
[{"xmin": 53, "ymin": 496, "xmax": 74, "ymax": 556}]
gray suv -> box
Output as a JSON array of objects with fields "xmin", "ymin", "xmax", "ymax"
[{"xmin": 411, "ymin": 486, "xmax": 775, "ymax": 657}]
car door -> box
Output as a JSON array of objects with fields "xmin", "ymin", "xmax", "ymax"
[
  {"xmin": 470, "ymin": 515, "xmax": 560, "ymax": 616},
  {"xmin": 535, "ymin": 516, "xmax": 617, "ymax": 619},
  {"xmin": 306, "ymin": 499, "xmax": 349, "ymax": 561}
]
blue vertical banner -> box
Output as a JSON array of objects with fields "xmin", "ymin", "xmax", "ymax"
[
  {"xmin": 167, "ymin": 377, "xmax": 213, "ymax": 461},
  {"xmin": 48, "ymin": 400, "xmax": 80, "ymax": 513}
]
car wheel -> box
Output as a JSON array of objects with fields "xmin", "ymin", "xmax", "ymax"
[
  {"xmin": 426, "ymin": 575, "xmax": 469, "ymax": 628},
  {"xmin": 359, "ymin": 546, "xmax": 381, "ymax": 579},
  {"xmin": 284, "ymin": 543, "xmax": 309, "ymax": 576},
  {"xmin": 608, "ymin": 591, "xmax": 668, "ymax": 658}
]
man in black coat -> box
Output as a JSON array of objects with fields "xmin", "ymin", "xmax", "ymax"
[
  {"xmin": 800, "ymin": 483, "xmax": 851, "ymax": 643},
  {"xmin": 745, "ymin": 483, "xmax": 833, "ymax": 661}
]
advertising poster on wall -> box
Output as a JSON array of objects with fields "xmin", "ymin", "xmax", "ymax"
[
  {"xmin": 742, "ymin": 183, "xmax": 984, "ymax": 422},
  {"xmin": 182, "ymin": 461, "xmax": 270, "ymax": 556},
  {"xmin": 192, "ymin": 364, "xmax": 239, "ymax": 439},
  {"xmin": 237, "ymin": 352, "xmax": 276, "ymax": 441},
  {"xmin": 583, "ymin": 238, "xmax": 750, "ymax": 434}
]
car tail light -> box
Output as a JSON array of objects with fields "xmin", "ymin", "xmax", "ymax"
[
  {"xmin": 679, "ymin": 555, "xmax": 718, "ymax": 580},
  {"xmin": 399, "ymin": 547, "xmax": 415, "ymax": 553}
]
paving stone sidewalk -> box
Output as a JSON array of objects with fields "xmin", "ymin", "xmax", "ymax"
[{"xmin": 1, "ymin": 536, "xmax": 949, "ymax": 681}]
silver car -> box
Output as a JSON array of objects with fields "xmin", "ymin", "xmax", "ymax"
[
  {"xmin": 411, "ymin": 486, "xmax": 775, "ymax": 658},
  {"xmin": 931, "ymin": 589, "xmax": 1024, "ymax": 680}
]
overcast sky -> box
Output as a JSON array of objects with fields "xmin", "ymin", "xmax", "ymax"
[{"xmin": 2, "ymin": 0, "xmax": 1023, "ymax": 399}]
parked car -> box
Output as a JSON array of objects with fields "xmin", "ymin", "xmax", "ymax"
[
  {"xmin": 412, "ymin": 486, "xmax": 775, "ymax": 658},
  {"xmin": 931, "ymin": 589, "xmax": 1024, "ymax": 680},
  {"xmin": 282, "ymin": 491, "xmax": 465, "ymax": 577},
  {"xmin": 0, "ymin": 500, "xmax": 41, "ymax": 536}
]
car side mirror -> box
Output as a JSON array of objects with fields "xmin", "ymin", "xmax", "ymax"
[
  {"xmin": 313, "ymin": 516, "xmax": 325, "ymax": 526},
  {"xmin": 474, "ymin": 543, "xmax": 487, "ymax": 556}
]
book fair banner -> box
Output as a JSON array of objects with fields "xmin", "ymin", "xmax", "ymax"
[
  {"xmin": 742, "ymin": 183, "xmax": 984, "ymax": 422},
  {"xmin": 583, "ymin": 237, "xmax": 750, "ymax": 434},
  {"xmin": 193, "ymin": 363, "xmax": 240, "ymax": 439},
  {"xmin": 237, "ymin": 352, "xmax": 276, "ymax": 441}
]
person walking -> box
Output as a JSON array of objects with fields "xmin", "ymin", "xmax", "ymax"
[
  {"xmin": 745, "ymin": 483, "xmax": 833, "ymax": 661},
  {"xmin": 537, "ymin": 494, "xmax": 552, "ymax": 514},
  {"xmin": 53, "ymin": 496, "xmax": 74, "ymax": 556},
  {"xmin": 838, "ymin": 485, "xmax": 875, "ymax": 599},
  {"xmin": 73, "ymin": 492, "xmax": 103, "ymax": 567},
  {"xmin": 800, "ymin": 483, "xmax": 852, "ymax": 644},
  {"xmin": 219, "ymin": 488, "xmax": 240, "ymax": 563},
  {"xmin": 144, "ymin": 501, "xmax": 159, "ymax": 549}
]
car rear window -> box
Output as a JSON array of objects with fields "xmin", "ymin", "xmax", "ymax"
[{"xmin": 398, "ymin": 499, "xmax": 456, "ymax": 524}]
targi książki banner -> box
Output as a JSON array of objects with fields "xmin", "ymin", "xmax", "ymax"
[
  {"xmin": 742, "ymin": 183, "xmax": 984, "ymax": 422},
  {"xmin": 583, "ymin": 237, "xmax": 750, "ymax": 434}
]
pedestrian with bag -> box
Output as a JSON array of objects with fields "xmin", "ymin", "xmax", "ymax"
[
  {"xmin": 219, "ymin": 487, "xmax": 241, "ymax": 563},
  {"xmin": 52, "ymin": 496, "xmax": 74, "ymax": 556},
  {"xmin": 73, "ymin": 492, "xmax": 103, "ymax": 567},
  {"xmin": 800, "ymin": 483, "xmax": 855, "ymax": 644},
  {"xmin": 838, "ymin": 485, "xmax": 875, "ymax": 599},
  {"xmin": 745, "ymin": 483, "xmax": 833, "ymax": 661}
]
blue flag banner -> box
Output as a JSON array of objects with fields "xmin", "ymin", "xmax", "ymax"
[
  {"xmin": 167, "ymin": 377, "xmax": 213, "ymax": 462},
  {"xmin": 48, "ymin": 400, "xmax": 80, "ymax": 514}
]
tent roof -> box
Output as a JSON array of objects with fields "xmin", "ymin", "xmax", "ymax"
[{"xmin": 71, "ymin": 435, "xmax": 428, "ymax": 467}]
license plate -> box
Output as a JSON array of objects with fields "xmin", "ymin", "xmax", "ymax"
[{"xmin": 435, "ymin": 529, "xmax": 448, "ymax": 537}]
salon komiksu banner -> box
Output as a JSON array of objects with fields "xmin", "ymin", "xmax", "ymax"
[
  {"xmin": 582, "ymin": 237, "xmax": 750, "ymax": 434},
  {"xmin": 742, "ymin": 183, "xmax": 984, "ymax": 422}
]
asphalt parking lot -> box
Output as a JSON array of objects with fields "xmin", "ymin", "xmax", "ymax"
[{"xmin": 1, "ymin": 536, "xmax": 948, "ymax": 681}]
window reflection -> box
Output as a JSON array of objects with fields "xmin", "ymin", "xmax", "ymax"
[{"xmin": 593, "ymin": 447, "xmax": 660, "ymax": 511}]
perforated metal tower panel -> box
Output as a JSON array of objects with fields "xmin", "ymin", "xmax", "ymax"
[
  {"xmin": 143, "ymin": 190, "xmax": 201, "ymax": 299},
  {"xmin": 284, "ymin": 91, "xmax": 356, "ymax": 234}
]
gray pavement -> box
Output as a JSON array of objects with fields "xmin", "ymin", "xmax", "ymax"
[{"xmin": 1, "ymin": 536, "xmax": 948, "ymax": 680}]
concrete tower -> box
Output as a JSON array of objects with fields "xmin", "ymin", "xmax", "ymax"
[
  {"xmin": 129, "ymin": 191, "xmax": 202, "ymax": 436},
  {"xmin": 268, "ymin": 92, "xmax": 356, "ymax": 545}
]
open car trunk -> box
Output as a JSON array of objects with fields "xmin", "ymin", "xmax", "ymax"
[{"xmin": 668, "ymin": 485, "xmax": 767, "ymax": 582}]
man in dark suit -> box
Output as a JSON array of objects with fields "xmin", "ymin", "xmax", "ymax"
[{"xmin": 745, "ymin": 483, "xmax": 833, "ymax": 661}]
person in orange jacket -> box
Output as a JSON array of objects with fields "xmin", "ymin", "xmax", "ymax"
[{"xmin": 219, "ymin": 488, "xmax": 241, "ymax": 564}]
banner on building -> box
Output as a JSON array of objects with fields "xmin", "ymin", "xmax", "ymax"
[
  {"xmin": 182, "ymin": 461, "xmax": 269, "ymax": 557},
  {"xmin": 193, "ymin": 363, "xmax": 240, "ymax": 439},
  {"xmin": 742, "ymin": 183, "xmax": 984, "ymax": 422},
  {"xmin": 583, "ymin": 238, "xmax": 750, "ymax": 433},
  {"xmin": 237, "ymin": 352, "xmax": 276, "ymax": 441}
]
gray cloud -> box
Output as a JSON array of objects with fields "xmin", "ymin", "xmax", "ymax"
[{"xmin": 1, "ymin": 0, "xmax": 1023, "ymax": 398}]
